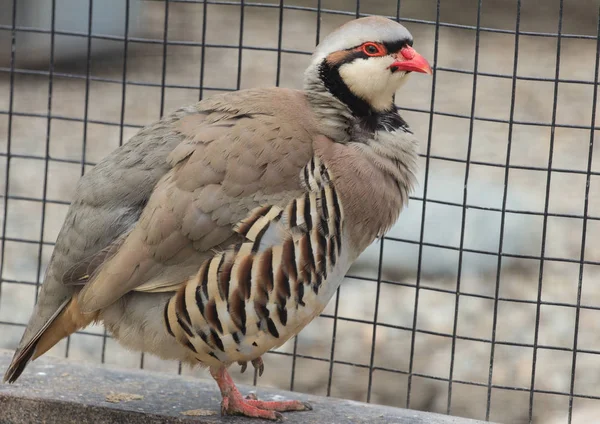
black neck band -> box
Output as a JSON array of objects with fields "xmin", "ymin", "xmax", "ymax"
[
  {"xmin": 318, "ymin": 59, "xmax": 409, "ymax": 133},
  {"xmin": 318, "ymin": 59, "xmax": 373, "ymax": 118}
]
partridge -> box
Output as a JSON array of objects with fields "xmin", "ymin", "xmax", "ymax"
[{"xmin": 4, "ymin": 16, "xmax": 431, "ymax": 420}]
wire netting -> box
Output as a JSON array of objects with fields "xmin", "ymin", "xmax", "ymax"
[{"xmin": 0, "ymin": 0, "xmax": 599, "ymax": 423}]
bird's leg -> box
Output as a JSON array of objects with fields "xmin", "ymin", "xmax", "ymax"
[{"xmin": 209, "ymin": 365, "xmax": 312, "ymax": 421}]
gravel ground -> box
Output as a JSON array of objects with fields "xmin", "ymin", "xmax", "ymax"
[{"xmin": 0, "ymin": 1, "xmax": 599, "ymax": 423}]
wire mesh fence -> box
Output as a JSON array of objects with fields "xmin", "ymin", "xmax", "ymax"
[{"xmin": 0, "ymin": 0, "xmax": 599, "ymax": 423}]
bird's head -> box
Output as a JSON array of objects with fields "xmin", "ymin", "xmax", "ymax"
[{"xmin": 305, "ymin": 16, "xmax": 431, "ymax": 117}]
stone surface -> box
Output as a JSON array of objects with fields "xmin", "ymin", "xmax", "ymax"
[{"xmin": 0, "ymin": 349, "xmax": 486, "ymax": 424}]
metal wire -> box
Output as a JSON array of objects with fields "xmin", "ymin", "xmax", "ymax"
[
  {"xmin": 501, "ymin": 0, "xmax": 524, "ymax": 419},
  {"xmin": 68, "ymin": 0, "xmax": 95, "ymax": 362},
  {"xmin": 1, "ymin": 1, "xmax": 599, "ymax": 423},
  {"xmin": 450, "ymin": 0, "xmax": 482, "ymax": 415},
  {"xmin": 0, "ymin": 2, "xmax": 596, "ymax": 40},
  {"xmin": 112, "ymin": 0, "xmax": 132, "ymax": 363},
  {"xmin": 0, "ymin": 0, "xmax": 17, "ymax": 325},
  {"xmin": 525, "ymin": 1, "xmax": 564, "ymax": 420},
  {"xmin": 406, "ymin": 0, "xmax": 441, "ymax": 409},
  {"xmin": 34, "ymin": 0, "xmax": 56, "ymax": 310},
  {"xmin": 567, "ymin": 9, "xmax": 600, "ymax": 424}
]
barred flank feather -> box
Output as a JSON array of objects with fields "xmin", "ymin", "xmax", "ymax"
[{"xmin": 163, "ymin": 157, "xmax": 344, "ymax": 366}]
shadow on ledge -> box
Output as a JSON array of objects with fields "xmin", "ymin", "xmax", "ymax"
[{"xmin": 0, "ymin": 349, "xmax": 487, "ymax": 424}]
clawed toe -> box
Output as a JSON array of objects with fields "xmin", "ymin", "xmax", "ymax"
[
  {"xmin": 238, "ymin": 357, "xmax": 265, "ymax": 377},
  {"xmin": 251, "ymin": 357, "xmax": 265, "ymax": 377},
  {"xmin": 245, "ymin": 398, "xmax": 312, "ymax": 412}
]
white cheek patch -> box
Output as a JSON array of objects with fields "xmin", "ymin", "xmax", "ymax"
[{"xmin": 338, "ymin": 57, "xmax": 406, "ymax": 111}]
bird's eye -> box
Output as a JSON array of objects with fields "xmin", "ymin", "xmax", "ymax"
[{"xmin": 361, "ymin": 42, "xmax": 385, "ymax": 57}]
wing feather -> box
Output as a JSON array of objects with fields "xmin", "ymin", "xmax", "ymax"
[{"xmin": 77, "ymin": 88, "xmax": 316, "ymax": 313}]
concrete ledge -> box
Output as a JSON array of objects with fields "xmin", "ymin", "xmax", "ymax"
[{"xmin": 0, "ymin": 349, "xmax": 486, "ymax": 424}]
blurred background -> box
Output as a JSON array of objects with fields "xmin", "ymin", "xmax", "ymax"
[{"xmin": 0, "ymin": 0, "xmax": 599, "ymax": 423}]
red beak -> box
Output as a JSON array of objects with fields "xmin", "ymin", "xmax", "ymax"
[{"xmin": 389, "ymin": 46, "xmax": 432, "ymax": 75}]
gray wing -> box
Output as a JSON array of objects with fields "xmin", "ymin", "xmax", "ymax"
[{"xmin": 4, "ymin": 105, "xmax": 195, "ymax": 382}]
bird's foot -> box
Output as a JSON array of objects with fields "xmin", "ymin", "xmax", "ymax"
[
  {"xmin": 222, "ymin": 392, "xmax": 311, "ymax": 421},
  {"xmin": 210, "ymin": 365, "xmax": 312, "ymax": 421}
]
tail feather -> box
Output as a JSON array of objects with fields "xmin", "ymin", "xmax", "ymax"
[
  {"xmin": 3, "ymin": 346, "xmax": 35, "ymax": 384},
  {"xmin": 3, "ymin": 295, "xmax": 97, "ymax": 383}
]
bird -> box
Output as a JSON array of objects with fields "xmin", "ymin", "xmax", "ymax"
[{"xmin": 3, "ymin": 16, "xmax": 431, "ymax": 420}]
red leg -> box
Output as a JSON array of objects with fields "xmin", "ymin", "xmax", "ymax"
[{"xmin": 210, "ymin": 366, "xmax": 312, "ymax": 421}]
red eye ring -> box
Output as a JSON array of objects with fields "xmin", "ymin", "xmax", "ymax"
[{"xmin": 361, "ymin": 42, "xmax": 385, "ymax": 57}]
